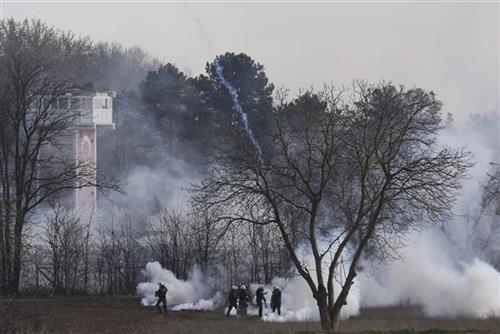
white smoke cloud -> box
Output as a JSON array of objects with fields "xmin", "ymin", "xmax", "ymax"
[
  {"xmin": 172, "ymin": 293, "xmax": 223, "ymax": 311},
  {"xmin": 136, "ymin": 262, "xmax": 219, "ymax": 310},
  {"xmin": 259, "ymin": 273, "xmax": 360, "ymax": 322},
  {"xmin": 359, "ymin": 229, "xmax": 500, "ymax": 317},
  {"xmin": 250, "ymin": 242, "xmax": 361, "ymax": 322},
  {"xmin": 358, "ymin": 113, "xmax": 500, "ymax": 318},
  {"xmin": 138, "ymin": 255, "xmax": 361, "ymax": 321},
  {"xmin": 120, "ymin": 160, "xmax": 197, "ymax": 212}
]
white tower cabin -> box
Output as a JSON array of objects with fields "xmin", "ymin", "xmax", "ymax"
[{"xmin": 70, "ymin": 91, "xmax": 115, "ymax": 219}]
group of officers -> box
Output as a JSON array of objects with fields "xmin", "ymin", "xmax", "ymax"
[
  {"xmin": 154, "ymin": 282, "xmax": 282, "ymax": 318},
  {"xmin": 226, "ymin": 285, "xmax": 282, "ymax": 318}
]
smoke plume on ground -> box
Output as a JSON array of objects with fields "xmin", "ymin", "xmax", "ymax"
[
  {"xmin": 257, "ymin": 273, "xmax": 360, "ymax": 322},
  {"xmin": 359, "ymin": 230, "xmax": 500, "ymax": 317},
  {"xmin": 137, "ymin": 262, "xmax": 219, "ymax": 310},
  {"xmin": 257, "ymin": 242, "xmax": 361, "ymax": 322},
  {"xmin": 359, "ymin": 115, "xmax": 500, "ymax": 317}
]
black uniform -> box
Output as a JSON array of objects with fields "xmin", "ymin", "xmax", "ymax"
[
  {"xmin": 226, "ymin": 289, "xmax": 238, "ymax": 316},
  {"xmin": 238, "ymin": 288, "xmax": 250, "ymax": 316},
  {"xmin": 255, "ymin": 287, "xmax": 267, "ymax": 318},
  {"xmin": 155, "ymin": 284, "xmax": 168, "ymax": 314},
  {"xmin": 271, "ymin": 287, "xmax": 281, "ymax": 315}
]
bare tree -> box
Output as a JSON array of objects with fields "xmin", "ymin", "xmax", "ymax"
[
  {"xmin": 0, "ymin": 19, "xmax": 116, "ymax": 293},
  {"xmin": 145, "ymin": 208, "xmax": 194, "ymax": 279},
  {"xmin": 483, "ymin": 166, "xmax": 500, "ymax": 215},
  {"xmin": 471, "ymin": 165, "xmax": 500, "ymax": 264},
  {"xmin": 41, "ymin": 206, "xmax": 91, "ymax": 294},
  {"xmin": 190, "ymin": 210, "xmax": 223, "ymax": 272},
  {"xmin": 90, "ymin": 209, "xmax": 145, "ymax": 295},
  {"xmin": 193, "ymin": 84, "xmax": 471, "ymax": 330}
]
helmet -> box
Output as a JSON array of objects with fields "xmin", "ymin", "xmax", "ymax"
[
  {"xmin": 259, "ymin": 285, "xmax": 264, "ymax": 289},
  {"xmin": 273, "ymin": 286, "xmax": 278, "ymax": 290},
  {"xmin": 158, "ymin": 282, "xmax": 164, "ymax": 287},
  {"xmin": 232, "ymin": 285, "xmax": 238, "ymax": 290},
  {"xmin": 240, "ymin": 285, "xmax": 246, "ymax": 290}
]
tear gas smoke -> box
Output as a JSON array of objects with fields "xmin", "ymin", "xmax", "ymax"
[
  {"xmin": 136, "ymin": 262, "xmax": 220, "ymax": 310},
  {"xmin": 359, "ymin": 115, "xmax": 500, "ymax": 317},
  {"xmin": 106, "ymin": 156, "xmax": 197, "ymax": 217},
  {"xmin": 138, "ymin": 258, "xmax": 360, "ymax": 321},
  {"xmin": 186, "ymin": 5, "xmax": 263, "ymax": 159},
  {"xmin": 221, "ymin": 244, "xmax": 362, "ymax": 321},
  {"xmin": 214, "ymin": 59, "xmax": 263, "ymax": 159},
  {"xmin": 171, "ymin": 294, "xmax": 222, "ymax": 311},
  {"xmin": 217, "ymin": 236, "xmax": 360, "ymax": 321},
  {"xmin": 122, "ymin": 163, "xmax": 194, "ymax": 211},
  {"xmin": 184, "ymin": 3, "xmax": 213, "ymax": 55},
  {"xmin": 359, "ymin": 229, "xmax": 500, "ymax": 317},
  {"xmin": 255, "ymin": 244, "xmax": 360, "ymax": 322},
  {"xmin": 251, "ymin": 272, "xmax": 360, "ymax": 322}
]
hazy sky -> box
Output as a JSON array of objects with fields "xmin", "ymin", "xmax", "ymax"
[{"xmin": 2, "ymin": 1, "xmax": 499, "ymax": 123}]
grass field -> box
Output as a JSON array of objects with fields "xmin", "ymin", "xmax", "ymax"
[{"xmin": 1, "ymin": 296, "xmax": 499, "ymax": 334}]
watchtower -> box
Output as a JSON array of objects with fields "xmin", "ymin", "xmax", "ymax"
[{"xmin": 70, "ymin": 91, "xmax": 115, "ymax": 218}]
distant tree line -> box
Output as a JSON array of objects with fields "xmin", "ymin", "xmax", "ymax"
[{"xmin": 21, "ymin": 205, "xmax": 289, "ymax": 295}]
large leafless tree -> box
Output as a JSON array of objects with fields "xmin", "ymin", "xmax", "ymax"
[{"xmin": 193, "ymin": 84, "xmax": 472, "ymax": 330}]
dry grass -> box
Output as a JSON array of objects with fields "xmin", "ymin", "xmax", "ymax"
[{"xmin": 0, "ymin": 296, "xmax": 499, "ymax": 334}]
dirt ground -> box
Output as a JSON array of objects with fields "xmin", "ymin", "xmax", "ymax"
[{"xmin": 1, "ymin": 296, "xmax": 499, "ymax": 334}]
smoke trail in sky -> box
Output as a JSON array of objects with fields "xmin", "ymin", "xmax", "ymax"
[
  {"xmin": 214, "ymin": 59, "xmax": 263, "ymax": 159},
  {"xmin": 184, "ymin": 4, "xmax": 263, "ymax": 159},
  {"xmin": 184, "ymin": 3, "xmax": 213, "ymax": 55}
]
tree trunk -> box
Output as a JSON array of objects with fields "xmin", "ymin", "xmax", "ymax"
[
  {"xmin": 3, "ymin": 204, "xmax": 24, "ymax": 294},
  {"xmin": 2, "ymin": 215, "xmax": 13, "ymax": 293},
  {"xmin": 329, "ymin": 272, "xmax": 356, "ymax": 331},
  {"xmin": 0, "ymin": 217, "xmax": 7, "ymax": 292},
  {"xmin": 329, "ymin": 304, "xmax": 342, "ymax": 331},
  {"xmin": 315, "ymin": 285, "xmax": 332, "ymax": 331},
  {"xmin": 10, "ymin": 224, "xmax": 23, "ymax": 293}
]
